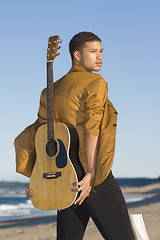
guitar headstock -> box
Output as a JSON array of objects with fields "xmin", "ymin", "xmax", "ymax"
[{"xmin": 47, "ymin": 35, "xmax": 62, "ymax": 62}]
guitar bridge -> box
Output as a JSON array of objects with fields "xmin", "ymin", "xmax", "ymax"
[{"xmin": 43, "ymin": 172, "xmax": 61, "ymax": 179}]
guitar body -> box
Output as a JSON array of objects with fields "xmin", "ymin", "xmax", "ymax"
[{"xmin": 29, "ymin": 123, "xmax": 79, "ymax": 210}]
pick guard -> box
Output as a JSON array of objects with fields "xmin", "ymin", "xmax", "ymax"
[{"xmin": 56, "ymin": 139, "xmax": 67, "ymax": 168}]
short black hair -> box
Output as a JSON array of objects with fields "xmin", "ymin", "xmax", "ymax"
[{"xmin": 69, "ymin": 31, "xmax": 101, "ymax": 60}]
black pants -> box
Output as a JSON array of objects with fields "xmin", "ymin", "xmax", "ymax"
[{"xmin": 57, "ymin": 171, "xmax": 135, "ymax": 240}]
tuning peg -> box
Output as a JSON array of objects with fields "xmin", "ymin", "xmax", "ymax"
[
  {"xmin": 58, "ymin": 46, "xmax": 61, "ymax": 49},
  {"xmin": 56, "ymin": 53, "xmax": 60, "ymax": 56},
  {"xmin": 59, "ymin": 39, "xmax": 62, "ymax": 43}
]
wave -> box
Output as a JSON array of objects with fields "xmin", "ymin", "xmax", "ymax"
[
  {"xmin": 0, "ymin": 188, "xmax": 25, "ymax": 196},
  {"xmin": 125, "ymin": 194, "xmax": 151, "ymax": 203},
  {"xmin": 0, "ymin": 198, "xmax": 56, "ymax": 221}
]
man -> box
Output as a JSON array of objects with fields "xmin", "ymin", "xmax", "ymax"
[{"xmin": 16, "ymin": 32, "xmax": 135, "ymax": 239}]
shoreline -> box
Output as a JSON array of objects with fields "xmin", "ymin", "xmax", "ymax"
[
  {"xmin": 0, "ymin": 183, "xmax": 160, "ymax": 239},
  {"xmin": 125, "ymin": 183, "xmax": 160, "ymax": 240},
  {"xmin": 0, "ymin": 193, "xmax": 152, "ymax": 222}
]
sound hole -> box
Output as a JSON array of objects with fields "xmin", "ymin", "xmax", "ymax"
[{"xmin": 46, "ymin": 139, "xmax": 58, "ymax": 157}]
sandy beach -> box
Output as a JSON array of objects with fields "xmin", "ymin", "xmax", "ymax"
[{"xmin": 0, "ymin": 183, "xmax": 160, "ymax": 240}]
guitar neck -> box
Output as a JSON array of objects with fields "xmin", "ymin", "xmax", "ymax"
[
  {"xmin": 46, "ymin": 35, "xmax": 61, "ymax": 140},
  {"xmin": 47, "ymin": 61, "xmax": 54, "ymax": 140}
]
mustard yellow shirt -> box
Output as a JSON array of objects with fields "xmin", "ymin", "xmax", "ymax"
[
  {"xmin": 37, "ymin": 65, "xmax": 118, "ymax": 186},
  {"xmin": 15, "ymin": 65, "xmax": 118, "ymax": 186}
]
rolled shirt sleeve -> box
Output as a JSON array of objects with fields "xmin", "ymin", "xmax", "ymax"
[{"xmin": 83, "ymin": 76, "xmax": 108, "ymax": 136}]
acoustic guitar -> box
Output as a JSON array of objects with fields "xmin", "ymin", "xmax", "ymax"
[{"xmin": 29, "ymin": 35, "xmax": 82, "ymax": 210}]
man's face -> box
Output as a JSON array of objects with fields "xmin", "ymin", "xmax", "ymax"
[{"xmin": 76, "ymin": 41, "xmax": 103, "ymax": 72}]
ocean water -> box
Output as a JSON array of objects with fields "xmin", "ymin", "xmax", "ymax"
[
  {"xmin": 0, "ymin": 188, "xmax": 56, "ymax": 221},
  {"xmin": 0, "ymin": 188, "xmax": 151, "ymax": 221}
]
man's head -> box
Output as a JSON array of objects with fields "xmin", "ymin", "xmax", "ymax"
[
  {"xmin": 69, "ymin": 32, "xmax": 103, "ymax": 72},
  {"xmin": 69, "ymin": 32, "xmax": 101, "ymax": 60}
]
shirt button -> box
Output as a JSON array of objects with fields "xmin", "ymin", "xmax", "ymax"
[{"xmin": 113, "ymin": 124, "xmax": 117, "ymax": 127}]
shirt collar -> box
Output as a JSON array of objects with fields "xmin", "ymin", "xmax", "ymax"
[{"xmin": 68, "ymin": 64, "xmax": 88, "ymax": 74}]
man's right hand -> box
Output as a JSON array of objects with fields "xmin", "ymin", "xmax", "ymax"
[
  {"xmin": 25, "ymin": 188, "xmax": 34, "ymax": 198},
  {"xmin": 71, "ymin": 172, "xmax": 95, "ymax": 205}
]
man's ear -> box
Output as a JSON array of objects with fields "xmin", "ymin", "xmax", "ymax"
[{"xmin": 73, "ymin": 50, "xmax": 81, "ymax": 61}]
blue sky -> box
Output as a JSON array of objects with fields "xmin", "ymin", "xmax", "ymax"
[{"xmin": 0, "ymin": 0, "xmax": 160, "ymax": 182}]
